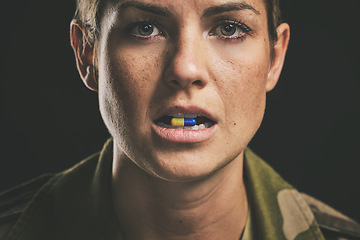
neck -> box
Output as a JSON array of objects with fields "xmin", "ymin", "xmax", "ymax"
[{"xmin": 112, "ymin": 147, "xmax": 248, "ymax": 240}]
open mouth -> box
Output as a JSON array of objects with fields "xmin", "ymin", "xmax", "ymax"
[{"xmin": 154, "ymin": 113, "xmax": 216, "ymax": 130}]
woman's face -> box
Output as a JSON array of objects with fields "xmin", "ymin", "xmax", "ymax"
[{"xmin": 97, "ymin": 0, "xmax": 285, "ymax": 181}]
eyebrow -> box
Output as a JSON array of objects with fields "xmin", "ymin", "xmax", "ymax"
[
  {"xmin": 116, "ymin": 1, "xmax": 260, "ymax": 18},
  {"xmin": 117, "ymin": 1, "xmax": 171, "ymax": 16},
  {"xmin": 202, "ymin": 2, "xmax": 260, "ymax": 17}
]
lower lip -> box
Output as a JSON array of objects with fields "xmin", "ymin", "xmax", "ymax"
[{"xmin": 152, "ymin": 124, "xmax": 217, "ymax": 143}]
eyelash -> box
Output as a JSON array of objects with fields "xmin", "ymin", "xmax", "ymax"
[
  {"xmin": 126, "ymin": 19, "xmax": 252, "ymax": 41},
  {"xmin": 210, "ymin": 20, "xmax": 252, "ymax": 41},
  {"xmin": 127, "ymin": 20, "xmax": 165, "ymax": 40}
]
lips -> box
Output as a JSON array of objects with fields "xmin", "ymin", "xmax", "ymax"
[
  {"xmin": 152, "ymin": 106, "xmax": 217, "ymax": 143},
  {"xmin": 154, "ymin": 114, "xmax": 216, "ymax": 130}
]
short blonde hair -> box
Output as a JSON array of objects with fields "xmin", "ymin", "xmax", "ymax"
[{"xmin": 73, "ymin": 0, "xmax": 103, "ymax": 46}]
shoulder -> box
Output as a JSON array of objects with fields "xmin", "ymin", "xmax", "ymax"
[
  {"xmin": 301, "ymin": 193, "xmax": 360, "ymax": 240},
  {"xmin": 244, "ymin": 148, "xmax": 360, "ymax": 239},
  {"xmin": 0, "ymin": 150, "xmax": 105, "ymax": 240},
  {"xmin": 0, "ymin": 174, "xmax": 54, "ymax": 240}
]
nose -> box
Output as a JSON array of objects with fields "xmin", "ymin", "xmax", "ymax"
[{"xmin": 163, "ymin": 31, "xmax": 209, "ymax": 91}]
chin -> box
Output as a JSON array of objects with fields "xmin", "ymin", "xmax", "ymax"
[{"xmin": 141, "ymin": 149, "xmax": 242, "ymax": 183}]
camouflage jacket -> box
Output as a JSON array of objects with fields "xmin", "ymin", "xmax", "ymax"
[{"xmin": 1, "ymin": 139, "xmax": 360, "ymax": 240}]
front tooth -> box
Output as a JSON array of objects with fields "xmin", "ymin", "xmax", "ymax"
[
  {"xmin": 191, "ymin": 125, "xmax": 199, "ymax": 130},
  {"xmin": 184, "ymin": 126, "xmax": 191, "ymax": 130},
  {"xmin": 199, "ymin": 124, "xmax": 205, "ymax": 130}
]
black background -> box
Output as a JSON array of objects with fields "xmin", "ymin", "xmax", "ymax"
[{"xmin": 1, "ymin": 1, "xmax": 359, "ymax": 221}]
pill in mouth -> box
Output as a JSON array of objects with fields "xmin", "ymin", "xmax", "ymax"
[
  {"xmin": 154, "ymin": 115, "xmax": 215, "ymax": 129},
  {"xmin": 171, "ymin": 118, "xmax": 197, "ymax": 127}
]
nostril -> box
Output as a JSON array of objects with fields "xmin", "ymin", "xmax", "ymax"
[{"xmin": 192, "ymin": 80, "xmax": 203, "ymax": 86}]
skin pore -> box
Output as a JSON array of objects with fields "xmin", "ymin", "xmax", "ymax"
[{"xmin": 71, "ymin": 0, "xmax": 290, "ymax": 239}]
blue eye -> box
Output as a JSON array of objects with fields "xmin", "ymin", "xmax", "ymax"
[
  {"xmin": 131, "ymin": 22, "xmax": 162, "ymax": 38},
  {"xmin": 211, "ymin": 21, "xmax": 251, "ymax": 40},
  {"xmin": 220, "ymin": 23, "xmax": 238, "ymax": 36}
]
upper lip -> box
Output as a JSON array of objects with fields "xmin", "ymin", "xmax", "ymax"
[{"xmin": 154, "ymin": 105, "xmax": 218, "ymax": 123}]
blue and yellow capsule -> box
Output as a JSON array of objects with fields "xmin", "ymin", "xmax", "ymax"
[{"xmin": 171, "ymin": 118, "xmax": 197, "ymax": 127}]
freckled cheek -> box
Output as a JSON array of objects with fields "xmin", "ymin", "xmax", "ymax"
[
  {"xmin": 102, "ymin": 47, "xmax": 164, "ymax": 127},
  {"xmin": 214, "ymin": 60, "xmax": 269, "ymax": 125},
  {"xmin": 218, "ymin": 60, "xmax": 268, "ymax": 97}
]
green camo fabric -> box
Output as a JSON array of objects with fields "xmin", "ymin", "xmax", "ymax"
[
  {"xmin": 5, "ymin": 139, "xmax": 325, "ymax": 240},
  {"xmin": 242, "ymin": 148, "xmax": 324, "ymax": 240}
]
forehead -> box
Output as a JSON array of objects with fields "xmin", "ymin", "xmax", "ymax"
[{"xmin": 104, "ymin": 0, "xmax": 267, "ymax": 18}]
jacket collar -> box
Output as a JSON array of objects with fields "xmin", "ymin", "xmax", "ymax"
[{"xmin": 242, "ymin": 148, "xmax": 324, "ymax": 240}]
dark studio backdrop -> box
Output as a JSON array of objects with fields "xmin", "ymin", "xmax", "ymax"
[{"xmin": 1, "ymin": 0, "xmax": 359, "ymax": 220}]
